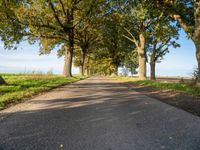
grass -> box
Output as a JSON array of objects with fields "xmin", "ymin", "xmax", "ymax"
[
  {"xmin": 134, "ymin": 80, "xmax": 200, "ymax": 95},
  {"xmin": 0, "ymin": 74, "xmax": 85, "ymax": 110},
  {"xmin": 109, "ymin": 76, "xmax": 200, "ymax": 96}
]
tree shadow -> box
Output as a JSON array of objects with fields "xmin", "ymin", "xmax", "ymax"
[{"xmin": 1, "ymin": 78, "xmax": 200, "ymax": 150}]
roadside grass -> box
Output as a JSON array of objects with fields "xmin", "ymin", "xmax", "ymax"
[
  {"xmin": 109, "ymin": 76, "xmax": 200, "ymax": 96},
  {"xmin": 0, "ymin": 74, "xmax": 85, "ymax": 110},
  {"xmin": 134, "ymin": 80, "xmax": 200, "ymax": 95}
]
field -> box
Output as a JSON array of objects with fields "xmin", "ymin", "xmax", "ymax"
[{"xmin": 0, "ymin": 74, "xmax": 84, "ymax": 110}]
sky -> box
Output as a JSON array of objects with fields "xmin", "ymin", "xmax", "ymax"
[{"xmin": 0, "ymin": 29, "xmax": 197, "ymax": 77}]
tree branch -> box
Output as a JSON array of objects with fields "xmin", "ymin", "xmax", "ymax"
[
  {"xmin": 123, "ymin": 28, "xmax": 139, "ymax": 48},
  {"xmin": 155, "ymin": 0, "xmax": 193, "ymax": 38},
  {"xmin": 47, "ymin": 0, "xmax": 65, "ymax": 29},
  {"xmin": 58, "ymin": 0, "xmax": 67, "ymax": 17},
  {"xmin": 155, "ymin": 47, "xmax": 168, "ymax": 61}
]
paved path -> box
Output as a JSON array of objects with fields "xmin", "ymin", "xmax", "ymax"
[{"xmin": 0, "ymin": 77, "xmax": 200, "ymax": 150}]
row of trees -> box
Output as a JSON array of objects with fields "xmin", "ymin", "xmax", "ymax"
[{"xmin": 0, "ymin": 0, "xmax": 198, "ymax": 84}]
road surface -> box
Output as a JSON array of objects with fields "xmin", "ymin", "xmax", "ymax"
[{"xmin": 0, "ymin": 77, "xmax": 200, "ymax": 150}]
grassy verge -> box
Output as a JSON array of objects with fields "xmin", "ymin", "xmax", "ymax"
[
  {"xmin": 134, "ymin": 80, "xmax": 200, "ymax": 95},
  {"xmin": 0, "ymin": 74, "xmax": 85, "ymax": 110},
  {"xmin": 109, "ymin": 76, "xmax": 200, "ymax": 96}
]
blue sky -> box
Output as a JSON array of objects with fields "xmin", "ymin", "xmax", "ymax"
[
  {"xmin": 0, "ymin": 41, "xmax": 79, "ymax": 74},
  {"xmin": 0, "ymin": 30, "xmax": 197, "ymax": 77}
]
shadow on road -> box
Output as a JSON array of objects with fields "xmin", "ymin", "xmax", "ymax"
[{"xmin": 1, "ymin": 78, "xmax": 200, "ymax": 150}]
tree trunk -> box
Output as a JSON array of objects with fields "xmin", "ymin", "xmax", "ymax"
[
  {"xmin": 150, "ymin": 62, "xmax": 156, "ymax": 80},
  {"xmin": 80, "ymin": 64, "xmax": 84, "ymax": 76},
  {"xmin": 79, "ymin": 67, "xmax": 82, "ymax": 75},
  {"xmin": 114, "ymin": 65, "xmax": 118, "ymax": 76},
  {"xmin": 138, "ymin": 53, "xmax": 146, "ymax": 79},
  {"xmin": 0, "ymin": 76, "xmax": 6, "ymax": 85},
  {"xmin": 194, "ymin": 39, "xmax": 200, "ymax": 81},
  {"xmin": 86, "ymin": 66, "xmax": 89, "ymax": 76},
  {"xmin": 150, "ymin": 43, "xmax": 157, "ymax": 80},
  {"xmin": 138, "ymin": 33, "xmax": 147, "ymax": 80},
  {"xmin": 80, "ymin": 49, "xmax": 86, "ymax": 76},
  {"xmin": 193, "ymin": 1, "xmax": 200, "ymax": 82},
  {"xmin": 63, "ymin": 45, "xmax": 73, "ymax": 77},
  {"xmin": 86, "ymin": 56, "xmax": 90, "ymax": 76},
  {"xmin": 63, "ymin": 9, "xmax": 74, "ymax": 77},
  {"xmin": 111, "ymin": 64, "xmax": 118, "ymax": 76}
]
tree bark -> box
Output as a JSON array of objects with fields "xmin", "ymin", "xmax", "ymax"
[
  {"xmin": 63, "ymin": 45, "xmax": 73, "ymax": 77},
  {"xmin": 194, "ymin": 39, "xmax": 200, "ymax": 81},
  {"xmin": 86, "ymin": 67, "xmax": 89, "ymax": 76},
  {"xmin": 114, "ymin": 65, "xmax": 118, "ymax": 76},
  {"xmin": 80, "ymin": 64, "xmax": 84, "ymax": 76},
  {"xmin": 80, "ymin": 49, "xmax": 86, "ymax": 76},
  {"xmin": 86, "ymin": 56, "xmax": 90, "ymax": 76},
  {"xmin": 0, "ymin": 76, "xmax": 6, "ymax": 85},
  {"xmin": 63, "ymin": 9, "xmax": 74, "ymax": 77},
  {"xmin": 150, "ymin": 42, "xmax": 157, "ymax": 80},
  {"xmin": 150, "ymin": 62, "xmax": 156, "ymax": 80},
  {"xmin": 138, "ymin": 33, "xmax": 147, "ymax": 80},
  {"xmin": 193, "ymin": 1, "xmax": 200, "ymax": 81},
  {"xmin": 79, "ymin": 67, "xmax": 82, "ymax": 75},
  {"xmin": 138, "ymin": 53, "xmax": 146, "ymax": 79}
]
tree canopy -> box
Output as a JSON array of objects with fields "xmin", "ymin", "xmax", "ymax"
[{"xmin": 0, "ymin": 0, "xmax": 197, "ymax": 81}]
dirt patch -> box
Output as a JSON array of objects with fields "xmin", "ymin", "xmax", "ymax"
[{"xmin": 122, "ymin": 82, "xmax": 200, "ymax": 117}]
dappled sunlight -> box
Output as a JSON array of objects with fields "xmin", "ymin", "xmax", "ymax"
[
  {"xmin": 1, "ymin": 78, "xmax": 200, "ymax": 150},
  {"xmin": 0, "ymin": 0, "xmax": 200, "ymax": 149},
  {"xmin": 0, "ymin": 78, "xmax": 154, "ymax": 117}
]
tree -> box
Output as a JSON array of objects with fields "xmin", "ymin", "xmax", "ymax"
[
  {"xmin": 123, "ymin": 1, "xmax": 155, "ymax": 79},
  {"xmin": 100, "ymin": 12, "xmax": 127, "ymax": 76},
  {"xmin": 72, "ymin": 0, "xmax": 103, "ymax": 76},
  {"xmin": 147, "ymin": 20, "xmax": 180, "ymax": 80},
  {"xmin": 123, "ymin": 50, "xmax": 138, "ymax": 76},
  {"xmin": 0, "ymin": 0, "xmax": 98, "ymax": 77},
  {"xmin": 0, "ymin": 0, "xmax": 25, "ymax": 84},
  {"xmin": 152, "ymin": 0, "xmax": 200, "ymax": 81},
  {"xmin": 75, "ymin": 22, "xmax": 99, "ymax": 76}
]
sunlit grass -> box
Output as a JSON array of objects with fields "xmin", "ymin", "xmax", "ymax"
[
  {"xmin": 0, "ymin": 74, "xmax": 85, "ymax": 110},
  {"xmin": 134, "ymin": 80, "xmax": 200, "ymax": 95},
  {"xmin": 109, "ymin": 76, "xmax": 200, "ymax": 96}
]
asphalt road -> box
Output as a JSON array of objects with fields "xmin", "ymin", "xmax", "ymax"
[{"xmin": 0, "ymin": 77, "xmax": 200, "ymax": 150}]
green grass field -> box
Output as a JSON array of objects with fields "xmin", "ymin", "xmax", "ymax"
[
  {"xmin": 109, "ymin": 76, "xmax": 200, "ymax": 96},
  {"xmin": 0, "ymin": 74, "xmax": 84, "ymax": 110}
]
